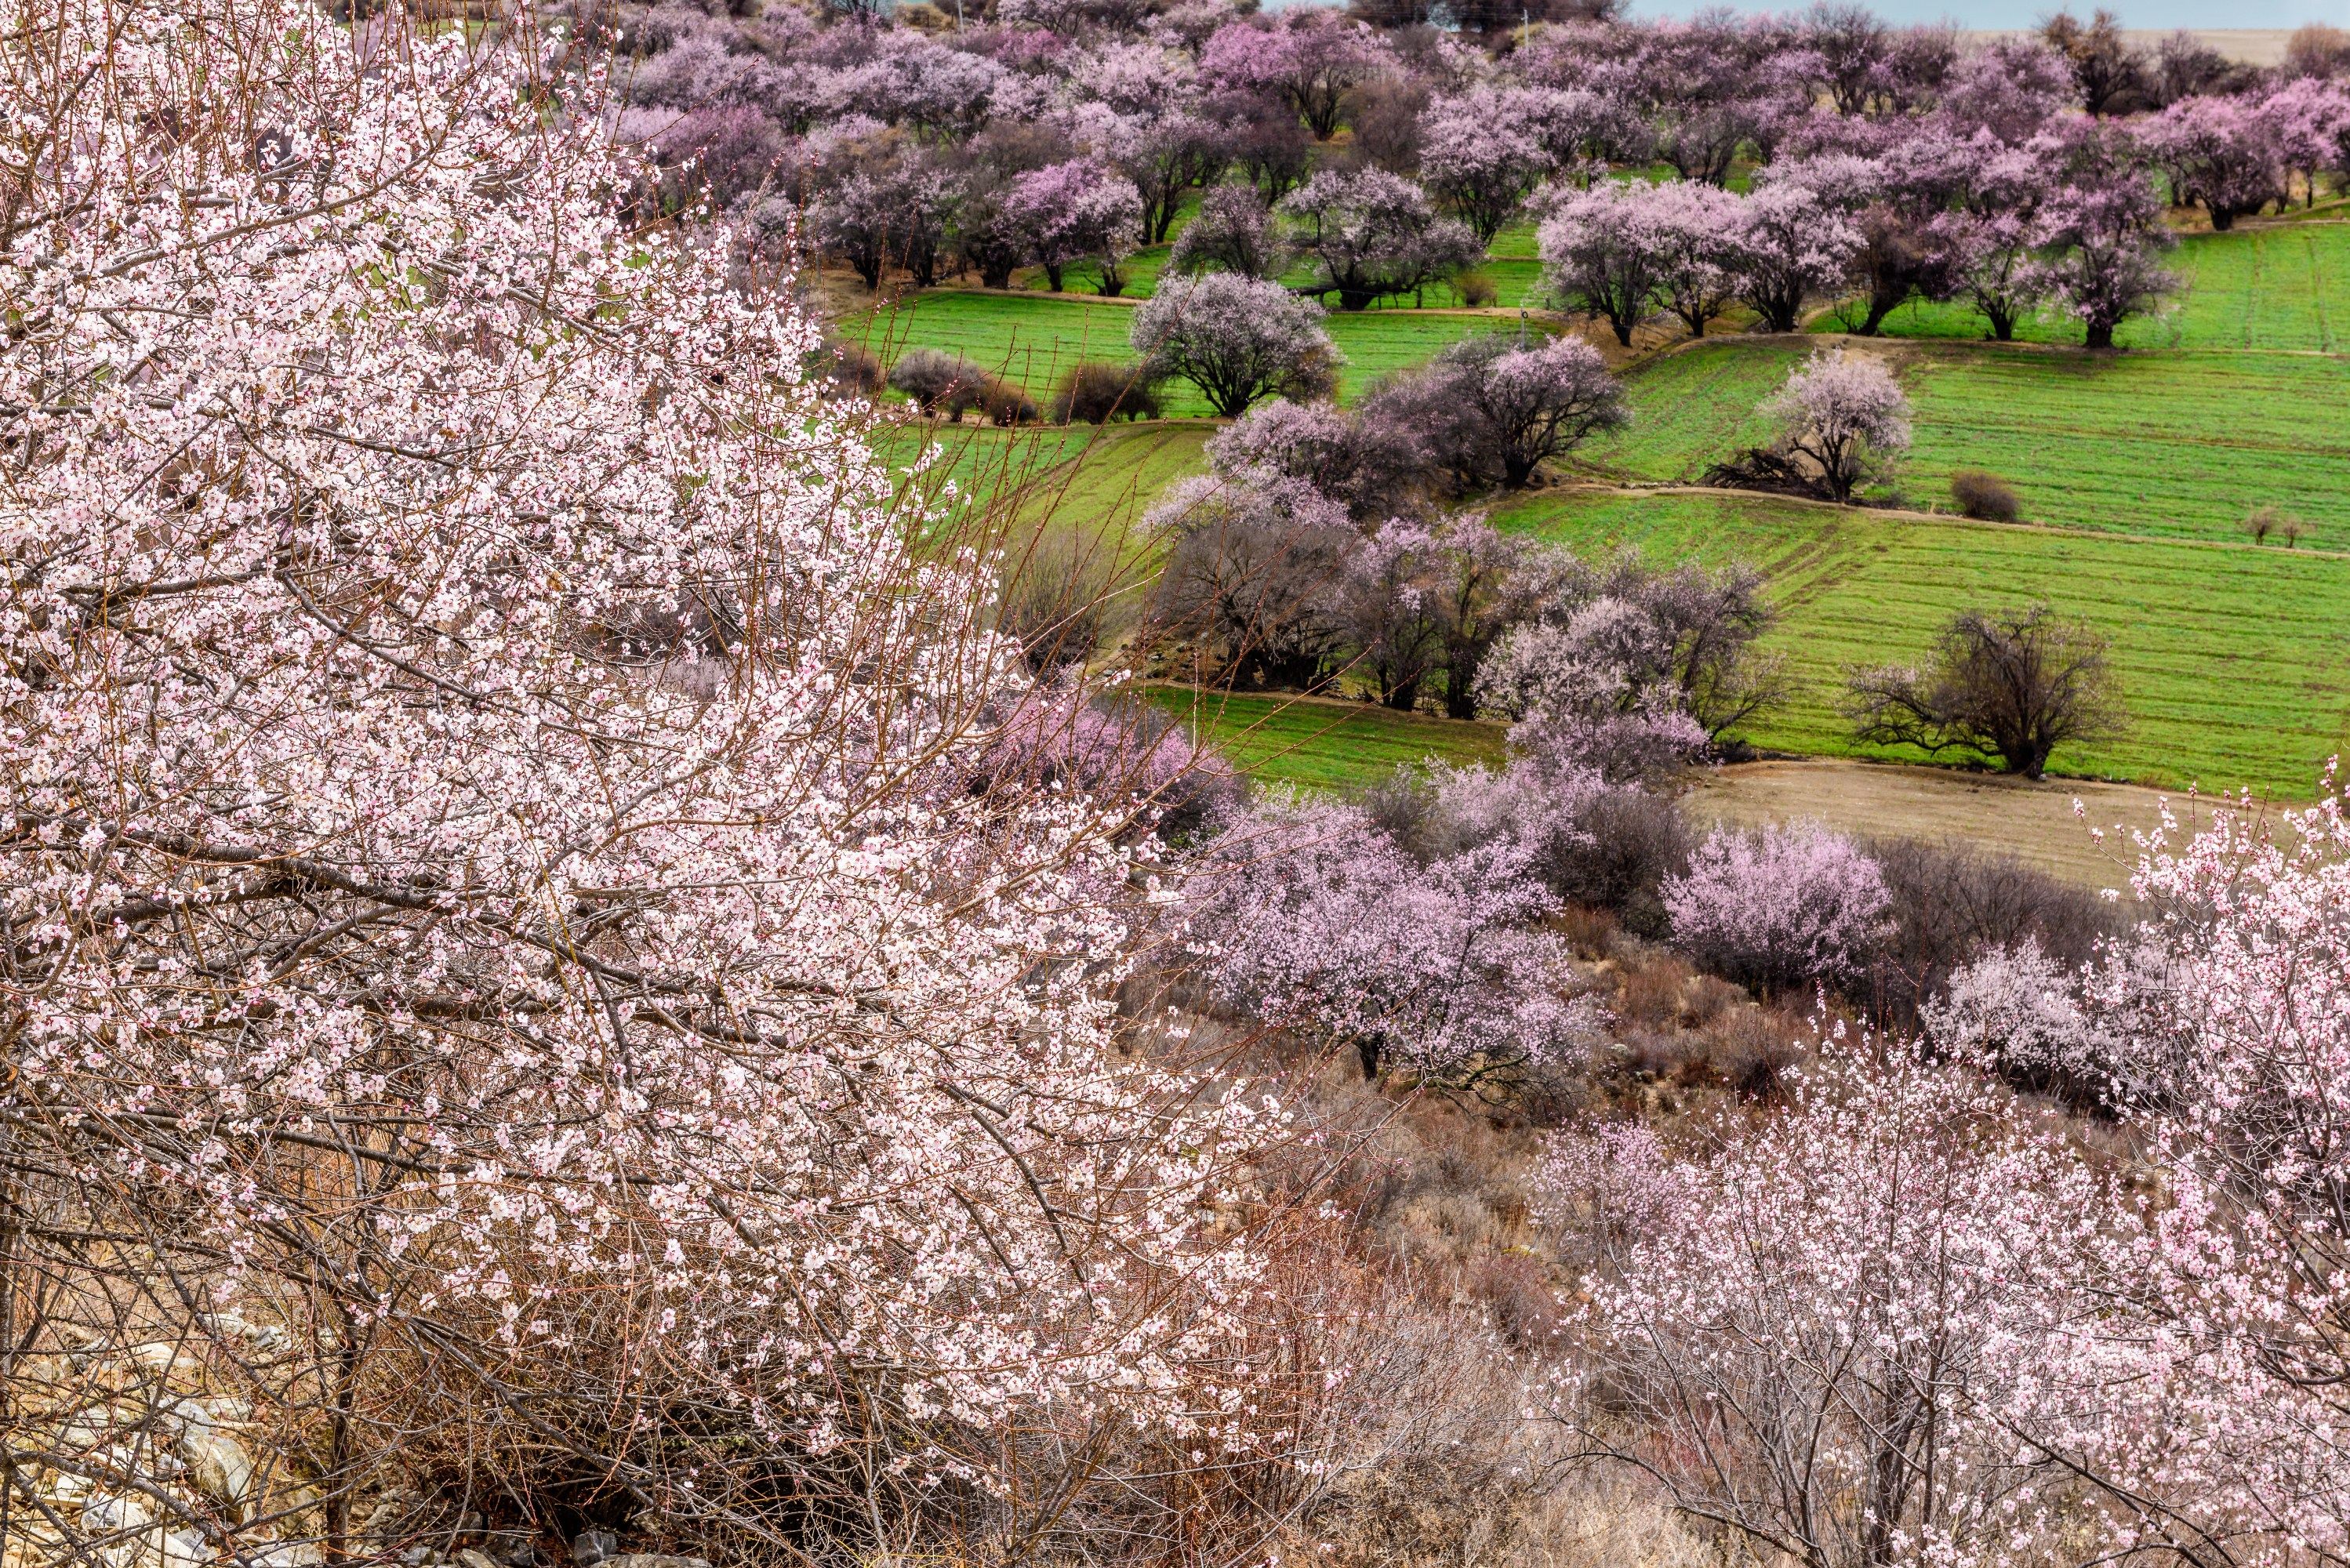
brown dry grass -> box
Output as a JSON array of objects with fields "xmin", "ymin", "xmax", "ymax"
[{"xmin": 1684, "ymin": 757, "xmax": 2265, "ymax": 893}]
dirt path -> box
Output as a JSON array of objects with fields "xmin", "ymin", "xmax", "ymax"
[{"xmin": 1685, "ymin": 758, "xmax": 2281, "ymax": 893}]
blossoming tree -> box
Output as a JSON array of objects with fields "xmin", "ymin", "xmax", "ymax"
[{"xmin": 0, "ymin": 2, "xmax": 1281, "ymax": 1554}]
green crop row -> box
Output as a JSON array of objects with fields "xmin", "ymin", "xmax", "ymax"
[
  {"xmin": 1849, "ymin": 220, "xmax": 2350, "ymax": 354},
  {"xmin": 849, "ymin": 289, "xmax": 1527, "ymax": 411},
  {"xmin": 1490, "ymin": 486, "xmax": 2350, "ymax": 798},
  {"xmin": 1593, "ymin": 339, "xmax": 2350, "ymax": 548},
  {"xmin": 1142, "ymin": 687, "xmax": 1506, "ymax": 793}
]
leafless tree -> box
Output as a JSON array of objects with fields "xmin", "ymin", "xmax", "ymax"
[{"xmin": 1843, "ymin": 604, "xmax": 2125, "ymax": 779}]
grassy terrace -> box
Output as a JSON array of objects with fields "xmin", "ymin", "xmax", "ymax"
[
  {"xmin": 1491, "ymin": 487, "xmax": 2350, "ymax": 797},
  {"xmin": 1142, "ymin": 687, "xmax": 1506, "ymax": 793},
  {"xmin": 1596, "ymin": 337, "xmax": 2350, "ymax": 547},
  {"xmin": 849, "ymin": 290, "xmax": 1528, "ymax": 412},
  {"xmin": 1847, "ymin": 218, "xmax": 2350, "ymax": 353},
  {"xmin": 839, "ymin": 214, "xmax": 2350, "ymax": 799}
]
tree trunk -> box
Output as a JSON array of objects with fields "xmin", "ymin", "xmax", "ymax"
[
  {"xmin": 2084, "ymin": 320, "xmax": 2115, "ymax": 350},
  {"xmin": 1444, "ymin": 643, "xmax": 1481, "ymax": 719}
]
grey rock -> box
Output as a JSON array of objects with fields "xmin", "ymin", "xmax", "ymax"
[
  {"xmin": 599, "ymin": 1555, "xmax": 711, "ymax": 1568},
  {"xmin": 569, "ymin": 1532, "xmax": 617, "ymax": 1568}
]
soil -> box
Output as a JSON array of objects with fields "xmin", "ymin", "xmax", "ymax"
[{"xmin": 1684, "ymin": 757, "xmax": 2287, "ymax": 893}]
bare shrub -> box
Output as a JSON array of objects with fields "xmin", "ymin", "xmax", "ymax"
[
  {"xmin": 1614, "ymin": 953, "xmax": 1705, "ymax": 1030},
  {"xmin": 1051, "ymin": 359, "xmax": 1164, "ymax": 423},
  {"xmin": 1698, "ymin": 1004, "xmax": 1809, "ymax": 1100},
  {"xmin": 1455, "ymin": 268, "xmax": 1498, "ymax": 307},
  {"xmin": 1860, "ymin": 834, "xmax": 2124, "ymax": 1029},
  {"xmin": 1555, "ymin": 903, "xmax": 1623, "ymax": 960},
  {"xmin": 1845, "ymin": 604, "xmax": 2127, "ymax": 779},
  {"xmin": 886, "ymin": 346, "xmax": 988, "ymax": 414},
  {"xmin": 979, "ymin": 374, "xmax": 1041, "ymax": 425},
  {"xmin": 811, "ymin": 338, "xmax": 884, "ymax": 399},
  {"xmin": 1466, "ymin": 1252, "xmax": 1567, "ymax": 1350},
  {"xmin": 995, "ymin": 527, "xmax": 1130, "ymax": 671},
  {"xmin": 1949, "ymin": 469, "xmax": 2022, "ymax": 521}
]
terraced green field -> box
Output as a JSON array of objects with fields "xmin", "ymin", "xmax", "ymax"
[
  {"xmin": 1600, "ymin": 339, "xmax": 2350, "ymax": 546},
  {"xmin": 852, "ymin": 291, "xmax": 1524, "ymax": 410},
  {"xmin": 1490, "ymin": 487, "xmax": 2350, "ymax": 797},
  {"xmin": 1851, "ymin": 220, "xmax": 2350, "ymax": 352},
  {"xmin": 1589, "ymin": 339, "xmax": 1806, "ymax": 481},
  {"xmin": 1142, "ymin": 687, "xmax": 1505, "ymax": 793},
  {"xmin": 1899, "ymin": 347, "xmax": 2350, "ymax": 546}
]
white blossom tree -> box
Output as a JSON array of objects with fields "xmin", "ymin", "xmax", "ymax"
[{"xmin": 0, "ymin": 3, "xmax": 1284, "ymax": 1557}]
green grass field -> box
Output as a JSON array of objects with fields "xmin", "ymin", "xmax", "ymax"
[
  {"xmin": 852, "ymin": 290, "xmax": 1526, "ymax": 411},
  {"xmin": 1142, "ymin": 687, "xmax": 1506, "ymax": 793},
  {"xmin": 1899, "ymin": 347, "xmax": 2350, "ymax": 546},
  {"xmin": 1588, "ymin": 339, "xmax": 1806, "ymax": 481},
  {"xmin": 1598, "ymin": 338, "xmax": 2350, "ymax": 546},
  {"xmin": 1490, "ymin": 487, "xmax": 2350, "ymax": 797},
  {"xmin": 1847, "ymin": 220, "xmax": 2350, "ymax": 353},
  {"xmin": 837, "ymin": 215, "xmax": 2350, "ymax": 800}
]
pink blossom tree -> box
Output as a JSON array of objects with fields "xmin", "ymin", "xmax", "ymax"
[
  {"xmin": 1338, "ymin": 522, "xmax": 1450, "ymax": 710},
  {"xmin": 1634, "ymin": 16, "xmax": 1817, "ymax": 187},
  {"xmin": 0, "ymin": 2, "xmax": 1287, "ymax": 1547},
  {"xmin": 1645, "ymin": 180, "xmax": 1749, "ymax": 337},
  {"xmin": 1168, "ymin": 183, "xmax": 1284, "ymax": 278},
  {"xmin": 2047, "ymin": 789, "xmax": 2350, "ymax": 1561},
  {"xmin": 1537, "ymin": 179, "xmax": 1671, "ymax": 346},
  {"xmin": 810, "ymin": 151, "xmax": 964, "ymax": 289},
  {"xmin": 1280, "ymin": 168, "xmax": 1483, "ymax": 312},
  {"xmin": 1006, "ymin": 158, "xmax": 1146, "ymax": 293},
  {"xmin": 1366, "ymin": 332, "xmax": 1629, "ymax": 491},
  {"xmin": 1727, "ymin": 179, "xmax": 1863, "ymax": 332},
  {"xmin": 1762, "ymin": 350, "xmax": 1912, "ymax": 503},
  {"xmin": 1935, "ymin": 136, "xmax": 2059, "ymax": 339},
  {"xmin": 1937, "ymin": 36, "xmax": 2077, "ymax": 145},
  {"xmin": 1662, "ymin": 822, "xmax": 1891, "ymax": 993},
  {"xmin": 2030, "ymin": 118, "xmax": 2176, "ymax": 349},
  {"xmin": 1418, "ymin": 89, "xmax": 1560, "ymax": 243},
  {"xmin": 1543, "ymin": 1043, "xmax": 2149, "ymax": 1568},
  {"xmin": 1188, "ymin": 800, "xmax": 1600, "ymax": 1086},
  {"xmin": 1131, "ymin": 271, "xmax": 1341, "ymax": 417},
  {"xmin": 2146, "ymin": 91, "xmax": 2294, "ymax": 230},
  {"xmin": 1476, "ymin": 602, "xmax": 1713, "ymax": 784},
  {"xmin": 1206, "ymin": 396, "xmax": 1428, "ymax": 520},
  {"xmin": 1199, "ymin": 12, "xmax": 1392, "ymax": 140}
]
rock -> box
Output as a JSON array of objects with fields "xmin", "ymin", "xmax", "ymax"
[
  {"xmin": 176, "ymin": 1405, "xmax": 254, "ymax": 1520},
  {"xmin": 569, "ymin": 1532, "xmax": 616, "ymax": 1568},
  {"xmin": 76, "ymin": 1494, "xmax": 209, "ymax": 1568},
  {"xmin": 599, "ymin": 1556, "xmax": 711, "ymax": 1568},
  {"xmin": 456, "ymin": 1550, "xmax": 502, "ymax": 1568},
  {"xmin": 249, "ymin": 1546, "xmax": 323, "ymax": 1568}
]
